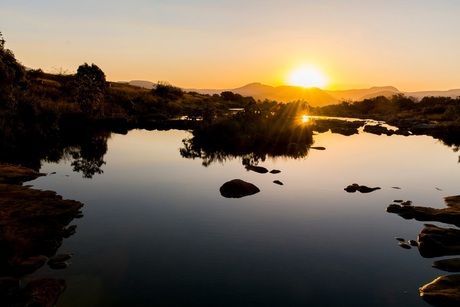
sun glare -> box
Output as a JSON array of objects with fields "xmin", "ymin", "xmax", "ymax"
[
  {"xmin": 287, "ymin": 66, "xmax": 327, "ymax": 88},
  {"xmin": 301, "ymin": 115, "xmax": 310, "ymax": 123}
]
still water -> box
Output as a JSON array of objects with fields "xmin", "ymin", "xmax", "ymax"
[{"xmin": 30, "ymin": 128, "xmax": 459, "ymax": 306}]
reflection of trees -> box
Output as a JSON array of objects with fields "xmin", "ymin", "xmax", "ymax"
[
  {"xmin": 180, "ymin": 103, "xmax": 314, "ymax": 166},
  {"xmin": 387, "ymin": 196, "xmax": 460, "ymax": 306},
  {"xmin": 0, "ymin": 125, "xmax": 110, "ymax": 177},
  {"xmin": 68, "ymin": 132, "xmax": 109, "ymax": 178}
]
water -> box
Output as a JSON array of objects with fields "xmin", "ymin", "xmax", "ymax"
[{"xmin": 29, "ymin": 128, "xmax": 460, "ymax": 306}]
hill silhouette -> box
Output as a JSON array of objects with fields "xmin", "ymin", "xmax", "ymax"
[{"xmin": 126, "ymin": 80, "xmax": 460, "ymax": 107}]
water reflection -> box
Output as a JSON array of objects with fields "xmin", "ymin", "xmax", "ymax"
[
  {"xmin": 0, "ymin": 130, "xmax": 110, "ymax": 178},
  {"xmin": 387, "ymin": 195, "xmax": 460, "ymax": 306}
]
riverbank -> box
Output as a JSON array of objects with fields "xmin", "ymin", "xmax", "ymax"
[{"xmin": 0, "ymin": 164, "xmax": 83, "ymax": 306}]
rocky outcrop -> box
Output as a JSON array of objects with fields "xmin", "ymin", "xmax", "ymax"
[
  {"xmin": 0, "ymin": 164, "xmax": 82, "ymax": 305},
  {"xmin": 220, "ymin": 179, "xmax": 260, "ymax": 198},
  {"xmin": 420, "ymin": 274, "xmax": 460, "ymax": 307}
]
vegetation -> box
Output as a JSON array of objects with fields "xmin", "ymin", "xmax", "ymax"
[{"xmin": 1, "ymin": 31, "xmax": 460, "ymax": 170}]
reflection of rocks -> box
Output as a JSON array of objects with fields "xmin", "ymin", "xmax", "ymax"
[
  {"xmin": 344, "ymin": 183, "xmax": 381, "ymax": 193},
  {"xmin": 312, "ymin": 119, "xmax": 365, "ymax": 136},
  {"xmin": 363, "ymin": 124, "xmax": 394, "ymax": 136},
  {"xmin": 418, "ymin": 225, "xmax": 460, "ymax": 258},
  {"xmin": 245, "ymin": 165, "xmax": 269, "ymax": 174},
  {"xmin": 220, "ymin": 179, "xmax": 260, "ymax": 198},
  {"xmin": 420, "ymin": 274, "xmax": 460, "ymax": 307},
  {"xmin": 387, "ymin": 198, "xmax": 460, "ymax": 227},
  {"xmin": 433, "ymin": 258, "xmax": 460, "ymax": 273},
  {"xmin": 0, "ymin": 164, "xmax": 82, "ymax": 305},
  {"xmin": 310, "ymin": 146, "xmax": 326, "ymax": 150}
]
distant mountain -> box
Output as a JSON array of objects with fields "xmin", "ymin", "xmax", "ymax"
[
  {"xmin": 127, "ymin": 80, "xmax": 460, "ymax": 107},
  {"xmin": 325, "ymin": 86, "xmax": 400, "ymax": 101},
  {"xmin": 405, "ymin": 89, "xmax": 460, "ymax": 100}
]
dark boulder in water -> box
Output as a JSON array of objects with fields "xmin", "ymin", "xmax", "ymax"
[
  {"xmin": 273, "ymin": 180, "xmax": 284, "ymax": 186},
  {"xmin": 270, "ymin": 169, "xmax": 281, "ymax": 174},
  {"xmin": 220, "ymin": 179, "xmax": 260, "ymax": 198},
  {"xmin": 344, "ymin": 183, "xmax": 381, "ymax": 193}
]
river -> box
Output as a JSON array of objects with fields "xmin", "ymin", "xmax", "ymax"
[{"xmin": 29, "ymin": 126, "xmax": 459, "ymax": 306}]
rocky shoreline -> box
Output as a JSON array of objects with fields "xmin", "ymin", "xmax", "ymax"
[{"xmin": 0, "ymin": 164, "xmax": 83, "ymax": 306}]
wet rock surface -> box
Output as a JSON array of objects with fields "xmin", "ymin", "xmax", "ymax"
[
  {"xmin": 220, "ymin": 179, "xmax": 260, "ymax": 198},
  {"xmin": 388, "ymin": 195, "xmax": 460, "ymax": 306},
  {"xmin": 0, "ymin": 164, "xmax": 82, "ymax": 306}
]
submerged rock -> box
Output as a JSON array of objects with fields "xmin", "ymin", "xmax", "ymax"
[{"xmin": 220, "ymin": 179, "xmax": 260, "ymax": 198}]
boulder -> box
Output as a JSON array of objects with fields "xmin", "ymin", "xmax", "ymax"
[
  {"xmin": 344, "ymin": 183, "xmax": 380, "ymax": 193},
  {"xmin": 420, "ymin": 274, "xmax": 460, "ymax": 306},
  {"xmin": 220, "ymin": 179, "xmax": 260, "ymax": 198}
]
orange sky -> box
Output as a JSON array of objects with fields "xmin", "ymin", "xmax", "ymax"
[{"xmin": 2, "ymin": 0, "xmax": 460, "ymax": 91}]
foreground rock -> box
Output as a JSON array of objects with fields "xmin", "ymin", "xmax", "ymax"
[
  {"xmin": 420, "ymin": 274, "xmax": 460, "ymax": 307},
  {"xmin": 0, "ymin": 164, "xmax": 82, "ymax": 305},
  {"xmin": 417, "ymin": 224, "xmax": 460, "ymax": 259},
  {"xmin": 387, "ymin": 196, "xmax": 460, "ymax": 227},
  {"xmin": 220, "ymin": 179, "xmax": 260, "ymax": 198}
]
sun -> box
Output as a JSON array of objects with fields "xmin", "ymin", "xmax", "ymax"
[{"xmin": 287, "ymin": 66, "xmax": 327, "ymax": 88}]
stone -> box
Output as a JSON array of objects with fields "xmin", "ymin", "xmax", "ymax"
[
  {"xmin": 245, "ymin": 165, "xmax": 269, "ymax": 174},
  {"xmin": 408, "ymin": 240, "xmax": 419, "ymax": 246},
  {"xmin": 420, "ymin": 274, "xmax": 460, "ymax": 306},
  {"xmin": 269, "ymin": 169, "xmax": 281, "ymax": 174},
  {"xmin": 273, "ymin": 180, "xmax": 284, "ymax": 185},
  {"xmin": 344, "ymin": 183, "xmax": 380, "ymax": 193},
  {"xmin": 399, "ymin": 242, "xmax": 411, "ymax": 249},
  {"xmin": 220, "ymin": 179, "xmax": 260, "ymax": 198}
]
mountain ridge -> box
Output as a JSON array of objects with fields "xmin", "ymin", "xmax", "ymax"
[{"xmin": 125, "ymin": 80, "xmax": 460, "ymax": 107}]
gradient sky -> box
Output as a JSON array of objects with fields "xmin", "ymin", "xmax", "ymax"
[{"xmin": 2, "ymin": 0, "xmax": 460, "ymax": 91}]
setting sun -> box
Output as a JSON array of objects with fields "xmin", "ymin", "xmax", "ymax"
[{"xmin": 287, "ymin": 66, "xmax": 327, "ymax": 88}]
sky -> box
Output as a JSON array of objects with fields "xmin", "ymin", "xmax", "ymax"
[{"xmin": 1, "ymin": 0, "xmax": 460, "ymax": 91}]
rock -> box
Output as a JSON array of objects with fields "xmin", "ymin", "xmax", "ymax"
[
  {"xmin": 363, "ymin": 124, "xmax": 394, "ymax": 136},
  {"xmin": 386, "ymin": 202, "xmax": 460, "ymax": 228},
  {"xmin": 273, "ymin": 180, "xmax": 283, "ymax": 185},
  {"xmin": 401, "ymin": 200, "xmax": 412, "ymax": 206},
  {"xmin": 311, "ymin": 146, "xmax": 326, "ymax": 150},
  {"xmin": 344, "ymin": 183, "xmax": 380, "ymax": 193},
  {"xmin": 48, "ymin": 253, "xmax": 73, "ymax": 265},
  {"xmin": 420, "ymin": 274, "xmax": 460, "ymax": 306},
  {"xmin": 395, "ymin": 237, "xmax": 405, "ymax": 242},
  {"xmin": 408, "ymin": 240, "xmax": 419, "ymax": 246},
  {"xmin": 417, "ymin": 225, "xmax": 460, "ymax": 258},
  {"xmin": 399, "ymin": 242, "xmax": 412, "ymax": 249},
  {"xmin": 219, "ymin": 179, "xmax": 260, "ymax": 198},
  {"xmin": 245, "ymin": 165, "xmax": 269, "ymax": 174},
  {"xmin": 432, "ymin": 258, "xmax": 460, "ymax": 272},
  {"xmin": 12, "ymin": 255, "xmax": 48, "ymax": 275},
  {"xmin": 393, "ymin": 200, "xmax": 403, "ymax": 203},
  {"xmin": 63, "ymin": 225, "xmax": 77, "ymax": 238},
  {"xmin": 392, "ymin": 187, "xmax": 402, "ymax": 189},
  {"xmin": 25, "ymin": 278, "xmax": 66, "ymax": 307},
  {"xmin": 269, "ymin": 169, "xmax": 281, "ymax": 174},
  {"xmin": 0, "ymin": 164, "xmax": 46, "ymax": 184}
]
